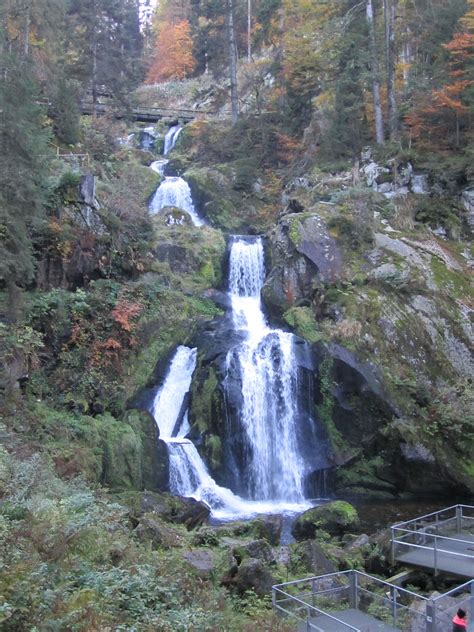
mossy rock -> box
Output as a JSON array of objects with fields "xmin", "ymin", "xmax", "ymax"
[
  {"xmin": 292, "ymin": 501, "xmax": 359, "ymax": 541},
  {"xmin": 283, "ymin": 306, "xmax": 322, "ymax": 343},
  {"xmin": 184, "ymin": 166, "xmax": 240, "ymax": 230},
  {"xmin": 124, "ymin": 162, "xmax": 161, "ymax": 201},
  {"xmin": 97, "ymin": 413, "xmax": 143, "ymax": 490}
]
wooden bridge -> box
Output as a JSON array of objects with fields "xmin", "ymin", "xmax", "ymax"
[{"xmin": 80, "ymin": 101, "xmax": 213, "ymax": 123}]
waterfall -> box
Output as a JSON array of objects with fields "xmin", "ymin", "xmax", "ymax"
[
  {"xmin": 163, "ymin": 125, "xmax": 183, "ymax": 155},
  {"xmin": 150, "ymin": 345, "xmax": 310, "ymax": 520},
  {"xmin": 140, "ymin": 126, "xmax": 157, "ymax": 151},
  {"xmin": 150, "ymin": 159, "xmax": 169, "ymax": 176},
  {"xmin": 225, "ymin": 237, "xmax": 309, "ymax": 503},
  {"xmin": 149, "ymin": 176, "xmax": 205, "ymax": 227}
]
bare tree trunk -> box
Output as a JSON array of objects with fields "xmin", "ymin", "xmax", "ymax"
[
  {"xmin": 226, "ymin": 0, "xmax": 239, "ymax": 122},
  {"xmin": 384, "ymin": 0, "xmax": 398, "ymax": 139},
  {"xmin": 92, "ymin": 40, "xmax": 98, "ymax": 115},
  {"xmin": 367, "ymin": 0, "xmax": 384, "ymax": 144},
  {"xmin": 24, "ymin": 3, "xmax": 30, "ymax": 56},
  {"xmin": 247, "ymin": 0, "xmax": 252, "ymax": 61}
]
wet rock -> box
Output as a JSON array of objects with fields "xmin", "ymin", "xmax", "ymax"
[
  {"xmin": 80, "ymin": 174, "xmax": 100, "ymax": 210},
  {"xmin": 292, "ymin": 501, "xmax": 359, "ymax": 540},
  {"xmin": 400, "ymin": 442, "xmax": 435, "ymax": 464},
  {"xmin": 135, "ymin": 514, "xmax": 185, "ymax": 548},
  {"xmin": 251, "ymin": 514, "xmax": 283, "ymax": 545},
  {"xmin": 135, "ymin": 491, "xmax": 210, "ymax": 529}
]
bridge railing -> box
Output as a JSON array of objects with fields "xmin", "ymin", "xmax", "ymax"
[
  {"xmin": 390, "ymin": 504, "xmax": 474, "ymax": 575},
  {"xmin": 49, "ymin": 143, "xmax": 90, "ymax": 169},
  {"xmin": 80, "ymin": 101, "xmax": 215, "ymax": 120}
]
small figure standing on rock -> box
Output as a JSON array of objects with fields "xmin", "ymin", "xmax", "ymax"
[{"xmin": 452, "ymin": 608, "xmax": 467, "ymax": 631}]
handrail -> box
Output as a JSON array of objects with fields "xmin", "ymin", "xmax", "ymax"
[
  {"xmin": 275, "ymin": 569, "xmax": 432, "ymax": 601},
  {"xmin": 394, "ymin": 541, "xmax": 474, "ymax": 560},
  {"xmin": 80, "ymin": 101, "xmax": 216, "ymax": 117},
  {"xmin": 432, "ymin": 579, "xmax": 474, "ymax": 601},
  {"xmin": 392, "ymin": 504, "xmax": 474, "ymax": 529},
  {"xmin": 393, "ymin": 528, "xmax": 474, "ymax": 545},
  {"xmin": 273, "ymin": 586, "xmax": 360, "ymax": 631}
]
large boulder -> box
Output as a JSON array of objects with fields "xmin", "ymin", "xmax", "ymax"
[
  {"xmin": 250, "ymin": 514, "xmax": 283, "ymax": 545},
  {"xmin": 137, "ymin": 491, "xmax": 210, "ymax": 530},
  {"xmin": 290, "ymin": 540, "xmax": 337, "ymax": 575},
  {"xmin": 292, "ymin": 501, "xmax": 359, "ymax": 541},
  {"xmin": 222, "ymin": 558, "xmax": 276, "ymax": 597},
  {"xmin": 135, "ymin": 514, "xmax": 185, "ymax": 548},
  {"xmin": 182, "ymin": 549, "xmax": 217, "ymax": 578},
  {"xmin": 237, "ymin": 539, "xmax": 276, "ymax": 565}
]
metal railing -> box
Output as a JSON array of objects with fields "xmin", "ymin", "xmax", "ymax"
[
  {"xmin": 391, "ymin": 504, "xmax": 474, "ymax": 576},
  {"xmin": 273, "ymin": 571, "xmax": 474, "ymax": 632}
]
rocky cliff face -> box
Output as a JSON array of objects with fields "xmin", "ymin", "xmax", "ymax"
[{"xmin": 257, "ymin": 174, "xmax": 473, "ymax": 498}]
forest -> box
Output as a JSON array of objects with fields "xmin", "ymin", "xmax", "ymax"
[{"xmin": 0, "ymin": 0, "xmax": 473, "ymax": 630}]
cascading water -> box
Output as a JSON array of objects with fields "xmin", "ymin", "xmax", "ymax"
[
  {"xmin": 225, "ymin": 237, "xmax": 309, "ymax": 502},
  {"xmin": 149, "ymin": 176, "xmax": 204, "ymax": 226},
  {"xmin": 151, "ymin": 345, "xmax": 311, "ymax": 520},
  {"xmin": 163, "ymin": 124, "xmax": 183, "ymax": 155},
  {"xmin": 150, "ymin": 159, "xmax": 169, "ymax": 176},
  {"xmin": 140, "ymin": 126, "xmax": 157, "ymax": 151}
]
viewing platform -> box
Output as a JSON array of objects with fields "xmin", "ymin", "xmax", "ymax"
[
  {"xmin": 391, "ymin": 504, "xmax": 474, "ymax": 578},
  {"xmin": 273, "ymin": 570, "xmax": 474, "ymax": 632}
]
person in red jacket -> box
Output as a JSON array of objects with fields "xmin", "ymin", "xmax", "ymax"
[{"xmin": 452, "ymin": 608, "xmax": 467, "ymax": 631}]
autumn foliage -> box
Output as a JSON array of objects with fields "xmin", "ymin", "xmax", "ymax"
[
  {"xmin": 146, "ymin": 20, "xmax": 195, "ymax": 83},
  {"xmin": 405, "ymin": 14, "xmax": 473, "ymax": 148}
]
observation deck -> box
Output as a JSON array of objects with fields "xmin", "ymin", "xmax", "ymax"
[
  {"xmin": 273, "ymin": 570, "xmax": 474, "ymax": 632},
  {"xmin": 390, "ymin": 504, "xmax": 474, "ymax": 578}
]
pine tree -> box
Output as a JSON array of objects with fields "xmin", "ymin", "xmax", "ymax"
[{"xmin": 0, "ymin": 52, "xmax": 52, "ymax": 290}]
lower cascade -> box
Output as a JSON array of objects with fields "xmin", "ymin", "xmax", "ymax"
[
  {"xmin": 150, "ymin": 346, "xmax": 309, "ymax": 520},
  {"xmin": 149, "ymin": 236, "xmax": 328, "ymax": 520}
]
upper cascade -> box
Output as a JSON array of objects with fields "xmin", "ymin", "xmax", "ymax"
[
  {"xmin": 149, "ymin": 176, "xmax": 205, "ymax": 227},
  {"xmin": 163, "ymin": 124, "xmax": 183, "ymax": 155}
]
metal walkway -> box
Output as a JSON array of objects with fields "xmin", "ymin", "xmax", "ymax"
[
  {"xmin": 299, "ymin": 609, "xmax": 400, "ymax": 631},
  {"xmin": 391, "ymin": 504, "xmax": 474, "ymax": 577}
]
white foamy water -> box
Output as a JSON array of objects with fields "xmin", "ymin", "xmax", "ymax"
[
  {"xmin": 150, "ymin": 345, "xmax": 310, "ymax": 520},
  {"xmin": 149, "ymin": 176, "xmax": 205, "ymax": 227},
  {"xmin": 226, "ymin": 237, "xmax": 309, "ymax": 504},
  {"xmin": 164, "ymin": 125, "xmax": 183, "ymax": 155},
  {"xmin": 150, "ymin": 159, "xmax": 169, "ymax": 176}
]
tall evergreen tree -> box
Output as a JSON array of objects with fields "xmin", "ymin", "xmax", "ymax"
[{"xmin": 0, "ymin": 52, "xmax": 52, "ymax": 291}]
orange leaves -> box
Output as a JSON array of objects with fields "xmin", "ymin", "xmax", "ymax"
[
  {"xmin": 432, "ymin": 81, "xmax": 472, "ymax": 113},
  {"xmin": 111, "ymin": 299, "xmax": 143, "ymax": 333},
  {"xmin": 404, "ymin": 12, "xmax": 473, "ymax": 148},
  {"xmin": 146, "ymin": 20, "xmax": 195, "ymax": 83},
  {"xmin": 443, "ymin": 32, "xmax": 474, "ymax": 56}
]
